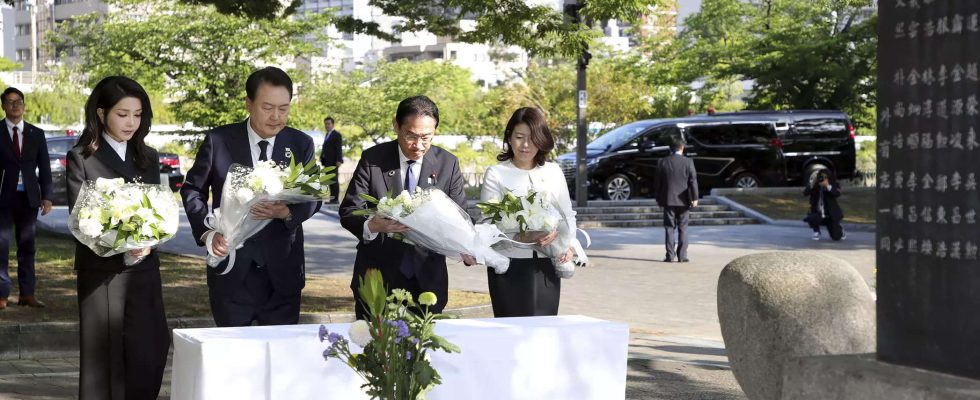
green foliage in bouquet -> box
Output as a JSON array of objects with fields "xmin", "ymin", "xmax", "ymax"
[
  {"xmin": 320, "ymin": 269, "xmax": 460, "ymax": 400},
  {"xmin": 475, "ymin": 189, "xmax": 543, "ymax": 233},
  {"xmin": 284, "ymin": 153, "xmax": 338, "ymax": 198}
]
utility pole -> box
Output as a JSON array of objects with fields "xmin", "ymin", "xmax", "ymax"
[
  {"xmin": 29, "ymin": 0, "xmax": 38, "ymax": 78},
  {"xmin": 564, "ymin": 0, "xmax": 592, "ymax": 208}
]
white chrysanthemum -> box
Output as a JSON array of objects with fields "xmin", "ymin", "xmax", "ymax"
[
  {"xmin": 161, "ymin": 215, "xmax": 178, "ymax": 236},
  {"xmin": 236, "ymin": 187, "xmax": 255, "ymax": 203},
  {"xmin": 95, "ymin": 177, "xmax": 124, "ymax": 193},
  {"xmin": 349, "ymin": 320, "xmax": 373, "ymax": 347},
  {"xmin": 79, "ymin": 218, "xmax": 104, "ymax": 238},
  {"xmin": 264, "ymin": 178, "xmax": 284, "ymax": 195},
  {"xmin": 140, "ymin": 222, "xmax": 155, "ymax": 239},
  {"xmin": 295, "ymin": 174, "xmax": 310, "ymax": 184}
]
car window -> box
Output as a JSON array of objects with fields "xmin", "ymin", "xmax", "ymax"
[
  {"xmin": 687, "ymin": 124, "xmax": 734, "ymax": 146},
  {"xmin": 732, "ymin": 123, "xmax": 774, "ymax": 144},
  {"xmin": 624, "ymin": 126, "xmax": 678, "ymax": 150},
  {"xmin": 46, "ymin": 138, "xmax": 75, "ymax": 154},
  {"xmin": 792, "ymin": 118, "xmax": 847, "ymax": 137},
  {"xmin": 588, "ymin": 121, "xmax": 658, "ymax": 151}
]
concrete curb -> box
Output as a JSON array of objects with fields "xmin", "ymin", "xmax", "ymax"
[
  {"xmin": 0, "ymin": 304, "xmax": 492, "ymax": 361},
  {"xmin": 771, "ymin": 219, "xmax": 877, "ymax": 233},
  {"xmin": 710, "ymin": 196, "xmax": 775, "ymax": 224},
  {"xmin": 710, "ymin": 186, "xmax": 875, "ymax": 196}
]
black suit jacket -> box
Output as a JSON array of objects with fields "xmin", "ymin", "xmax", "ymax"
[
  {"xmin": 319, "ymin": 130, "xmax": 343, "ymax": 166},
  {"xmin": 804, "ymin": 182, "xmax": 844, "ymax": 221},
  {"xmin": 339, "ymin": 141, "xmax": 466, "ymax": 298},
  {"xmin": 0, "ymin": 121, "xmax": 52, "ymax": 208},
  {"xmin": 180, "ymin": 121, "xmax": 321, "ymax": 296},
  {"xmin": 66, "ymin": 136, "xmax": 161, "ymax": 272},
  {"xmin": 654, "ymin": 153, "xmax": 699, "ymax": 207}
]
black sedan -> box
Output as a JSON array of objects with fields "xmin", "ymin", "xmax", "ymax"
[{"xmin": 46, "ymin": 136, "xmax": 185, "ymax": 205}]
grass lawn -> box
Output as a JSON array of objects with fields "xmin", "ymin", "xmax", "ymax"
[
  {"xmin": 1, "ymin": 231, "xmax": 489, "ymax": 324},
  {"xmin": 726, "ymin": 186, "xmax": 876, "ymax": 224}
]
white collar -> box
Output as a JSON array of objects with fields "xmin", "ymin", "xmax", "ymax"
[
  {"xmin": 5, "ymin": 118, "xmax": 23, "ymax": 133},
  {"xmin": 398, "ymin": 145, "xmax": 423, "ymax": 167},
  {"xmin": 246, "ymin": 118, "xmax": 276, "ymax": 151},
  {"xmin": 102, "ymin": 132, "xmax": 128, "ymax": 160}
]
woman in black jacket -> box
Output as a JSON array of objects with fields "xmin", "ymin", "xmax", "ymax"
[
  {"xmin": 66, "ymin": 76, "xmax": 169, "ymax": 400},
  {"xmin": 803, "ymin": 170, "xmax": 845, "ymax": 241}
]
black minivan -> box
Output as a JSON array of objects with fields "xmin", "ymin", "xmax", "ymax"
[
  {"xmin": 709, "ymin": 110, "xmax": 857, "ymax": 185},
  {"xmin": 557, "ymin": 117, "xmax": 786, "ymax": 200}
]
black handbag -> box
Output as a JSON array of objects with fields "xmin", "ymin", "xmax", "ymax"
[{"xmin": 803, "ymin": 212, "xmax": 822, "ymax": 224}]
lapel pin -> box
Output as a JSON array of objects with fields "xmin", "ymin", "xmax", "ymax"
[
  {"xmin": 388, "ymin": 170, "xmax": 396, "ymax": 177},
  {"xmin": 428, "ymin": 172, "xmax": 437, "ymax": 185},
  {"xmin": 284, "ymin": 147, "xmax": 292, "ymax": 159}
]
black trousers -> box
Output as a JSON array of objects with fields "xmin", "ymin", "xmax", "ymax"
[
  {"xmin": 209, "ymin": 263, "xmax": 301, "ymax": 327},
  {"xmin": 77, "ymin": 266, "xmax": 170, "ymax": 400},
  {"xmin": 487, "ymin": 254, "xmax": 560, "ymax": 318},
  {"xmin": 809, "ymin": 216, "xmax": 844, "ymax": 240},
  {"xmin": 0, "ymin": 192, "xmax": 38, "ymax": 299},
  {"xmin": 663, "ymin": 206, "xmax": 691, "ymax": 261},
  {"xmin": 329, "ymin": 181, "xmax": 341, "ymax": 202}
]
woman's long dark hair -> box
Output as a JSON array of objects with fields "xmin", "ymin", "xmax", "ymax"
[
  {"xmin": 497, "ymin": 107, "xmax": 555, "ymax": 167},
  {"xmin": 76, "ymin": 76, "xmax": 154, "ymax": 171}
]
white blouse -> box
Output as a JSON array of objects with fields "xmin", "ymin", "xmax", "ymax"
[{"xmin": 480, "ymin": 160, "xmax": 578, "ymax": 259}]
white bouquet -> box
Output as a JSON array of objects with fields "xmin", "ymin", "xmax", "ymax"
[
  {"xmin": 69, "ymin": 177, "xmax": 180, "ymax": 266},
  {"xmin": 205, "ymin": 156, "xmax": 336, "ymax": 274},
  {"xmin": 354, "ymin": 188, "xmax": 512, "ymax": 273},
  {"xmin": 477, "ymin": 189, "xmax": 589, "ymax": 278}
]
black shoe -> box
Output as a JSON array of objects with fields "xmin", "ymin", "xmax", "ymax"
[
  {"xmin": 679, "ymin": 259, "xmax": 690, "ymax": 263},
  {"xmin": 662, "ymin": 257, "xmax": 674, "ymax": 263}
]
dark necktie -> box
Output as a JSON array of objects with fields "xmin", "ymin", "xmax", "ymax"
[
  {"xmin": 12, "ymin": 126, "xmax": 20, "ymax": 159},
  {"xmin": 400, "ymin": 159, "xmax": 419, "ymax": 278},
  {"xmin": 404, "ymin": 159, "xmax": 417, "ymax": 194},
  {"xmin": 258, "ymin": 140, "xmax": 269, "ymax": 162}
]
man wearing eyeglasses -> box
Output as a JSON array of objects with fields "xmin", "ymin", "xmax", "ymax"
[
  {"xmin": 339, "ymin": 95, "xmax": 475, "ymax": 319},
  {"xmin": 0, "ymin": 87, "xmax": 52, "ymax": 310}
]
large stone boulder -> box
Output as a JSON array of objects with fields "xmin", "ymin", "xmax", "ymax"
[{"xmin": 717, "ymin": 251, "xmax": 875, "ymax": 400}]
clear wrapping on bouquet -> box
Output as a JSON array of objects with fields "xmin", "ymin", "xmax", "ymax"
[
  {"xmin": 373, "ymin": 188, "xmax": 513, "ymax": 274},
  {"xmin": 205, "ymin": 163, "xmax": 330, "ymax": 274},
  {"xmin": 485, "ymin": 194, "xmax": 590, "ymax": 279},
  {"xmin": 68, "ymin": 179, "xmax": 180, "ymax": 266}
]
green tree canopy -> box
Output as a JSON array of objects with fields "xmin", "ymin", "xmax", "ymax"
[{"xmin": 53, "ymin": 0, "xmax": 332, "ymax": 129}]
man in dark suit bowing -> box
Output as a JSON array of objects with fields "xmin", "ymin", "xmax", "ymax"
[
  {"xmin": 181, "ymin": 67, "xmax": 321, "ymax": 327},
  {"xmin": 340, "ymin": 96, "xmax": 473, "ymax": 319},
  {"xmin": 0, "ymin": 87, "xmax": 52, "ymax": 310},
  {"xmin": 319, "ymin": 116, "xmax": 343, "ymax": 203},
  {"xmin": 654, "ymin": 135, "xmax": 699, "ymax": 263}
]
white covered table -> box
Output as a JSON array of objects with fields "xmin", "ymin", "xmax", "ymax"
[{"xmin": 170, "ymin": 315, "xmax": 629, "ymax": 400}]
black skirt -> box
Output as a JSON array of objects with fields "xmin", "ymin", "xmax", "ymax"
[{"xmin": 487, "ymin": 253, "xmax": 560, "ymax": 317}]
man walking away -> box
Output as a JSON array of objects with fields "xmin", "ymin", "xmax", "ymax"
[{"xmin": 654, "ymin": 136, "xmax": 699, "ymax": 263}]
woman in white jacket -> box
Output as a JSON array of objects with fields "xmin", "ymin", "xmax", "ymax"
[{"xmin": 480, "ymin": 107, "xmax": 580, "ymax": 317}]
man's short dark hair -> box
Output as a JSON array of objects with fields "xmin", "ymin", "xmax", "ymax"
[
  {"xmin": 245, "ymin": 67, "xmax": 293, "ymax": 100},
  {"xmin": 323, "ymin": 116, "xmax": 334, "ymax": 124},
  {"xmin": 669, "ymin": 135, "xmax": 686, "ymax": 152},
  {"xmin": 2, "ymin": 87, "xmax": 24, "ymax": 103},
  {"xmin": 395, "ymin": 96, "xmax": 439, "ymax": 128}
]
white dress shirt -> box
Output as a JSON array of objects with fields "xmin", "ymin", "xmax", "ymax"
[
  {"xmin": 480, "ymin": 160, "xmax": 579, "ymax": 259},
  {"xmin": 6, "ymin": 119, "xmax": 24, "ymax": 190},
  {"xmin": 361, "ymin": 146, "xmax": 424, "ymax": 242},
  {"xmin": 102, "ymin": 132, "xmax": 128, "ymax": 161},
  {"xmin": 246, "ymin": 118, "xmax": 275, "ymax": 165}
]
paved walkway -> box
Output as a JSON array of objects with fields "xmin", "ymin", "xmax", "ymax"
[{"xmin": 27, "ymin": 205, "xmax": 876, "ymax": 399}]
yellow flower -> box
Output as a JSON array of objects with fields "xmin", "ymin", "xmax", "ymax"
[{"xmin": 418, "ymin": 292, "xmax": 437, "ymax": 306}]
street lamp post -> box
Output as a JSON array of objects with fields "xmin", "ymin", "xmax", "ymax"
[{"xmin": 564, "ymin": 0, "xmax": 592, "ymax": 208}]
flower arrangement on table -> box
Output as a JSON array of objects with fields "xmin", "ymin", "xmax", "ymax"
[
  {"xmin": 477, "ymin": 189, "xmax": 589, "ymax": 278},
  {"xmin": 69, "ymin": 177, "xmax": 180, "ymax": 265},
  {"xmin": 319, "ymin": 269, "xmax": 460, "ymax": 400},
  {"xmin": 204, "ymin": 155, "xmax": 336, "ymax": 273},
  {"xmin": 352, "ymin": 187, "xmax": 512, "ymax": 273}
]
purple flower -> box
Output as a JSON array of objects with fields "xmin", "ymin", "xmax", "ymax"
[
  {"xmin": 319, "ymin": 325, "xmax": 328, "ymax": 342},
  {"xmin": 410, "ymin": 337, "xmax": 419, "ymax": 345},
  {"xmin": 406, "ymin": 351, "xmax": 413, "ymax": 360},
  {"xmin": 328, "ymin": 332, "xmax": 343, "ymax": 345},
  {"xmin": 322, "ymin": 348, "xmax": 332, "ymax": 360}
]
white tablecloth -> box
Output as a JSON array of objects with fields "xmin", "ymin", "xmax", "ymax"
[{"xmin": 170, "ymin": 315, "xmax": 629, "ymax": 400}]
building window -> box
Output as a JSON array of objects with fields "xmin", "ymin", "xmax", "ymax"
[
  {"xmin": 16, "ymin": 49, "xmax": 30, "ymax": 62},
  {"xmin": 342, "ymin": 32, "xmax": 353, "ymax": 41},
  {"xmin": 15, "ymin": 24, "xmax": 30, "ymax": 37}
]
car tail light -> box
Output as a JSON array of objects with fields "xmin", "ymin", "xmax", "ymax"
[
  {"xmin": 769, "ymin": 138, "xmax": 784, "ymax": 149},
  {"xmin": 161, "ymin": 157, "xmax": 180, "ymax": 168},
  {"xmin": 60, "ymin": 158, "xmax": 67, "ymax": 167},
  {"xmin": 847, "ymin": 123, "xmax": 855, "ymax": 139}
]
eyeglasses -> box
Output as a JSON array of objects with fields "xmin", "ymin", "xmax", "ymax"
[
  {"xmin": 4, "ymin": 100, "xmax": 24, "ymax": 107},
  {"xmin": 404, "ymin": 134, "xmax": 433, "ymax": 144}
]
